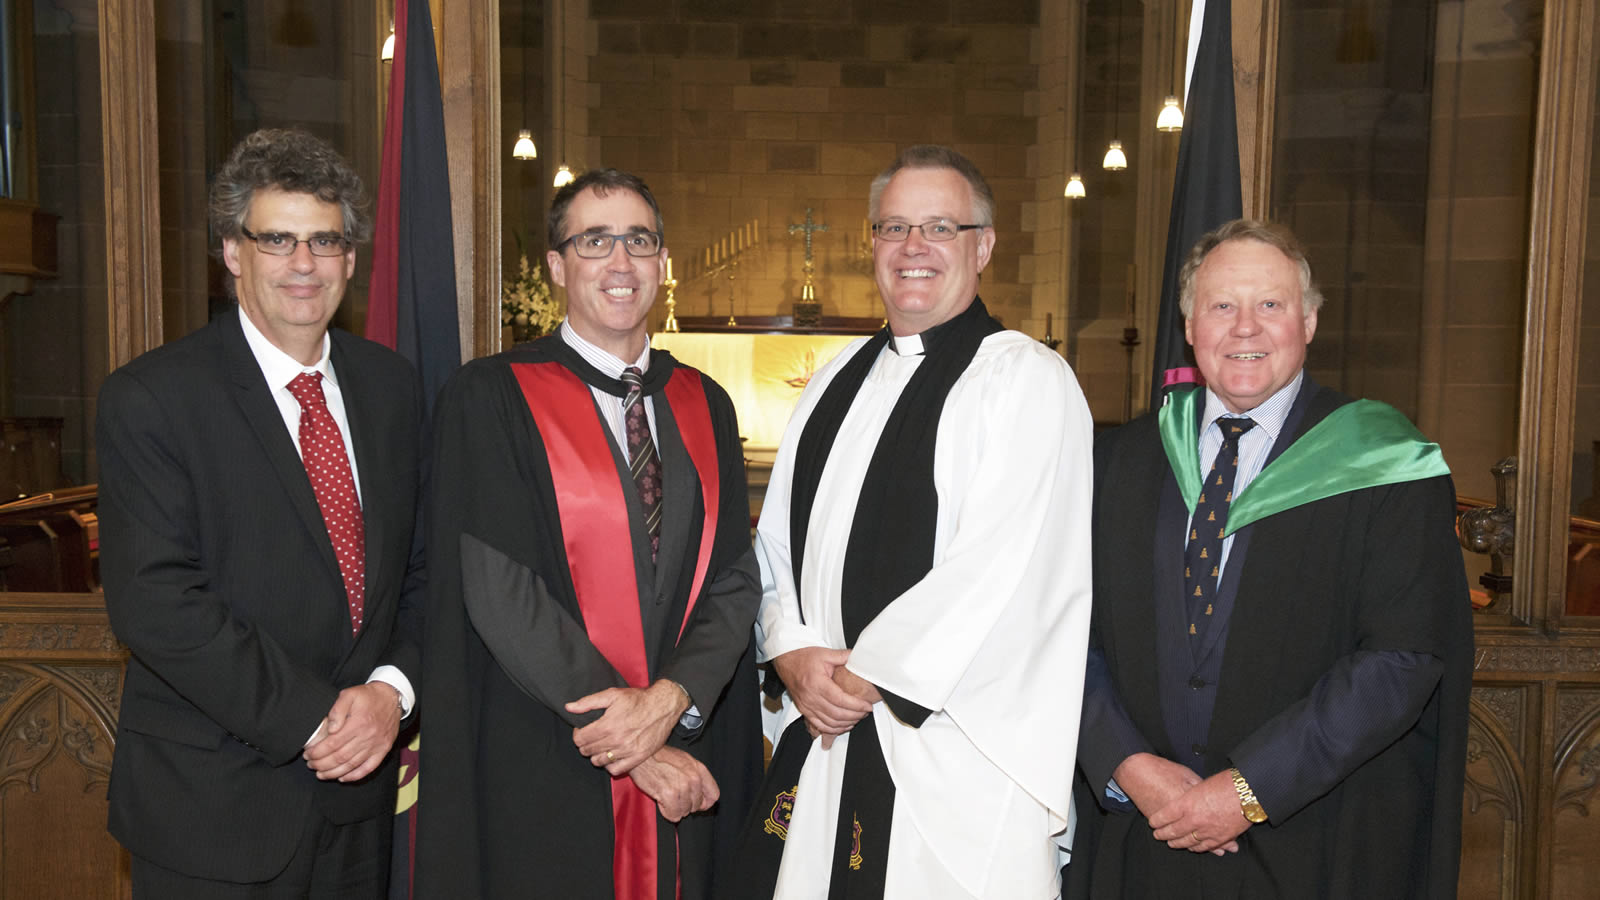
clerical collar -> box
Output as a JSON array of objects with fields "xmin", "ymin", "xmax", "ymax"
[
  {"xmin": 888, "ymin": 296, "xmax": 997, "ymax": 357},
  {"xmin": 1200, "ymin": 370, "xmax": 1303, "ymax": 448},
  {"xmin": 559, "ymin": 319, "xmax": 649, "ymax": 378},
  {"xmin": 890, "ymin": 333, "xmax": 924, "ymax": 356},
  {"xmin": 237, "ymin": 305, "xmax": 336, "ymax": 391}
]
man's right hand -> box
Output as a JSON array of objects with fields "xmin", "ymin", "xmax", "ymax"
[
  {"xmin": 629, "ymin": 746, "xmax": 719, "ymax": 822},
  {"xmin": 771, "ymin": 646, "xmax": 872, "ymax": 737},
  {"xmin": 1112, "ymin": 753, "xmax": 1238, "ymax": 855}
]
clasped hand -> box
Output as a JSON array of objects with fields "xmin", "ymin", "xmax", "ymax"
[
  {"xmin": 1113, "ymin": 753, "xmax": 1248, "ymax": 856},
  {"xmin": 771, "ymin": 646, "xmax": 876, "ymax": 750},
  {"xmin": 303, "ymin": 682, "xmax": 403, "ymax": 783},
  {"xmin": 567, "ymin": 680, "xmax": 689, "ymax": 776}
]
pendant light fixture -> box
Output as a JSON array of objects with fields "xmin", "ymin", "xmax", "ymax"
[
  {"xmin": 1064, "ymin": 173, "xmax": 1087, "ymax": 199},
  {"xmin": 513, "ymin": 130, "xmax": 538, "ymax": 160},
  {"xmin": 1156, "ymin": 95, "xmax": 1184, "ymax": 131},
  {"xmin": 381, "ymin": 19, "xmax": 395, "ymax": 62},
  {"xmin": 1103, "ymin": 0, "xmax": 1128, "ymax": 171},
  {"xmin": 511, "ymin": 5, "xmax": 538, "ymax": 160},
  {"xmin": 553, "ymin": 165, "xmax": 575, "ymax": 188}
]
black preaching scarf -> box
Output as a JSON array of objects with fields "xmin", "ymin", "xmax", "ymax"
[{"xmin": 727, "ymin": 298, "xmax": 1001, "ymax": 900}]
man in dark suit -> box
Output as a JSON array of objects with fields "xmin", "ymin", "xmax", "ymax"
[
  {"xmin": 1069, "ymin": 219, "xmax": 1472, "ymax": 899},
  {"xmin": 415, "ymin": 168, "xmax": 762, "ymax": 900},
  {"xmin": 98, "ymin": 128, "xmax": 423, "ymax": 898}
]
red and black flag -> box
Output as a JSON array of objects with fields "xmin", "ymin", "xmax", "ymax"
[
  {"xmin": 366, "ymin": 0, "xmax": 460, "ymax": 416},
  {"xmin": 1150, "ymin": 0, "xmax": 1242, "ymax": 408},
  {"xmin": 365, "ymin": 2, "xmax": 457, "ymax": 898}
]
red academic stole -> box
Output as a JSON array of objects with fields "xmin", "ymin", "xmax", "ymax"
[{"xmin": 511, "ymin": 361, "xmax": 721, "ymax": 900}]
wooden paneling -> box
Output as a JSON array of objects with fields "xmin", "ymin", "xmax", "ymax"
[
  {"xmin": 1517, "ymin": 0, "xmax": 1599, "ymax": 630},
  {"xmin": 0, "ymin": 593, "xmax": 129, "ymax": 899},
  {"xmin": 437, "ymin": 0, "xmax": 502, "ymax": 360},
  {"xmin": 1232, "ymin": 0, "xmax": 1278, "ymax": 220},
  {"xmin": 99, "ymin": 0, "xmax": 163, "ymax": 369}
]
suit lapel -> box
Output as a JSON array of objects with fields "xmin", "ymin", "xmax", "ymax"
[{"xmin": 220, "ymin": 311, "xmax": 343, "ymax": 585}]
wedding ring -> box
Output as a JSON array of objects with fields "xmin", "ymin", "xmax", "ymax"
[
  {"xmin": 1191, "ymin": 831, "xmax": 1200, "ymax": 843},
  {"xmin": 606, "ymin": 750, "xmax": 616, "ymax": 762}
]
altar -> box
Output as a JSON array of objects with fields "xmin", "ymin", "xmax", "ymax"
[
  {"xmin": 652, "ymin": 320, "xmax": 880, "ymax": 454},
  {"xmin": 652, "ymin": 316, "xmax": 881, "ymax": 512}
]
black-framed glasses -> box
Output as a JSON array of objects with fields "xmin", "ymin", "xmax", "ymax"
[
  {"xmin": 554, "ymin": 231, "xmax": 664, "ymax": 259},
  {"xmin": 872, "ymin": 219, "xmax": 987, "ymax": 242},
  {"xmin": 239, "ymin": 227, "xmax": 352, "ymax": 257}
]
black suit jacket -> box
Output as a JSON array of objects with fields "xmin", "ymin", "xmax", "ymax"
[{"xmin": 97, "ymin": 309, "xmax": 425, "ymax": 882}]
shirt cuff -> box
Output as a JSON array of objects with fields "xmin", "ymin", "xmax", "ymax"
[
  {"xmin": 369, "ymin": 665, "xmax": 415, "ymax": 717},
  {"xmin": 679, "ymin": 704, "xmax": 704, "ymax": 730}
]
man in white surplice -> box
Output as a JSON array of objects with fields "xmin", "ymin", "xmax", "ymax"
[{"xmin": 749, "ymin": 145, "xmax": 1094, "ymax": 899}]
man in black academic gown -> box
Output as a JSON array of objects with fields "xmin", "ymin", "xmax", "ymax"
[
  {"xmin": 1069, "ymin": 219, "xmax": 1472, "ymax": 899},
  {"xmin": 415, "ymin": 169, "xmax": 762, "ymax": 900}
]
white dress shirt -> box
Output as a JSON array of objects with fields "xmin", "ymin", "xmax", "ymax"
[{"xmin": 236, "ymin": 308, "xmax": 415, "ymax": 737}]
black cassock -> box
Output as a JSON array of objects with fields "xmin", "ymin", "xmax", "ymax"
[{"xmin": 416, "ymin": 337, "xmax": 763, "ymax": 900}]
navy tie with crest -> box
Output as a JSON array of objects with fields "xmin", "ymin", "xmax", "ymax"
[{"xmin": 1183, "ymin": 416, "xmax": 1257, "ymax": 643}]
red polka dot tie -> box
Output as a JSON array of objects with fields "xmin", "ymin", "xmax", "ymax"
[{"xmin": 288, "ymin": 372, "xmax": 366, "ymax": 634}]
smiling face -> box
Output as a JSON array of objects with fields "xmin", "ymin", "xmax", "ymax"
[
  {"xmin": 222, "ymin": 186, "xmax": 354, "ymax": 366},
  {"xmin": 1185, "ymin": 238, "xmax": 1318, "ymax": 414},
  {"xmin": 547, "ymin": 185, "xmax": 664, "ymax": 361},
  {"xmin": 872, "ymin": 166, "xmax": 995, "ymax": 336}
]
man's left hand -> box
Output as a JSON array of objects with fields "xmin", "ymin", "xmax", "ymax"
[
  {"xmin": 303, "ymin": 683, "xmax": 403, "ymax": 782},
  {"xmin": 1148, "ymin": 770, "xmax": 1250, "ymax": 854},
  {"xmin": 568, "ymin": 680, "xmax": 689, "ymax": 776}
]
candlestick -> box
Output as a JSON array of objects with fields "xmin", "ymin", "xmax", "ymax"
[{"xmin": 665, "ymin": 256, "xmax": 672, "ymax": 282}]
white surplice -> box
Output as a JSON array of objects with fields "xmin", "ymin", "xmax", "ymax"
[{"xmin": 755, "ymin": 329, "xmax": 1094, "ymax": 899}]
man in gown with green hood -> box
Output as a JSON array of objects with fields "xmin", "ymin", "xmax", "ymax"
[{"xmin": 1069, "ymin": 219, "xmax": 1471, "ymax": 899}]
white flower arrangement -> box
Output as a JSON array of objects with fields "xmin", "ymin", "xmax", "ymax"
[{"xmin": 501, "ymin": 252, "xmax": 562, "ymax": 338}]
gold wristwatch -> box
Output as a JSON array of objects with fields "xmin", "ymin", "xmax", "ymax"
[{"xmin": 1230, "ymin": 767, "xmax": 1268, "ymax": 824}]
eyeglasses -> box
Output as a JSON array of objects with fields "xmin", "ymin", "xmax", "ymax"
[
  {"xmin": 239, "ymin": 227, "xmax": 352, "ymax": 257},
  {"xmin": 872, "ymin": 219, "xmax": 987, "ymax": 242},
  {"xmin": 554, "ymin": 231, "xmax": 664, "ymax": 259}
]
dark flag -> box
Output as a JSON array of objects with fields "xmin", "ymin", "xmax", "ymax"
[
  {"xmin": 1150, "ymin": 0, "xmax": 1242, "ymax": 409},
  {"xmin": 366, "ymin": 0, "xmax": 460, "ymax": 416},
  {"xmin": 365, "ymin": 2, "xmax": 458, "ymax": 898}
]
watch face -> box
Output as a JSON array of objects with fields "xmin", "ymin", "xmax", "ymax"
[{"xmin": 1246, "ymin": 807, "xmax": 1268, "ymax": 824}]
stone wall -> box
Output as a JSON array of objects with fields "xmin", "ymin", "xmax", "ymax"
[{"xmin": 578, "ymin": 0, "xmax": 1042, "ymax": 329}]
